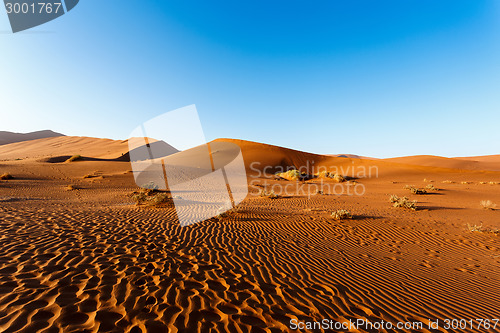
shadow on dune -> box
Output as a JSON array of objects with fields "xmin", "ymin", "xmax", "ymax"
[{"xmin": 41, "ymin": 155, "xmax": 130, "ymax": 163}]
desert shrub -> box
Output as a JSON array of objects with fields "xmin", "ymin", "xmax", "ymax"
[
  {"xmin": 442, "ymin": 180, "xmax": 454, "ymax": 184},
  {"xmin": 142, "ymin": 181, "xmax": 160, "ymax": 190},
  {"xmin": 331, "ymin": 209, "xmax": 353, "ymax": 220},
  {"xmin": 316, "ymin": 189, "xmax": 324, "ymax": 195},
  {"xmin": 65, "ymin": 185, "xmax": 77, "ymax": 191},
  {"xmin": 423, "ymin": 178, "xmax": 434, "ymax": 183},
  {"xmin": 277, "ymin": 169, "xmax": 301, "ymax": 181},
  {"xmin": 425, "ymin": 184, "xmax": 439, "ymax": 191},
  {"xmin": 461, "ymin": 181, "xmax": 471, "ymax": 184},
  {"xmin": 390, "ymin": 195, "xmax": 417, "ymax": 210},
  {"xmin": 332, "ymin": 174, "xmax": 346, "ymax": 183},
  {"xmin": 479, "ymin": 182, "xmax": 487, "ymax": 185},
  {"xmin": 489, "ymin": 181, "xmax": 499, "ymax": 185},
  {"xmin": 316, "ymin": 171, "xmax": 346, "ymax": 182},
  {"xmin": 259, "ymin": 189, "xmax": 279, "ymax": 199},
  {"xmin": 131, "ymin": 189, "xmax": 172, "ymax": 206},
  {"xmin": 149, "ymin": 193, "xmax": 170, "ymax": 205},
  {"xmin": 480, "ymin": 200, "xmax": 497, "ymax": 210},
  {"xmin": 0, "ymin": 173, "xmax": 13, "ymax": 180},
  {"xmin": 404, "ymin": 185, "xmax": 427, "ymax": 195},
  {"xmin": 467, "ymin": 223, "xmax": 499, "ymax": 235},
  {"xmin": 83, "ymin": 174, "xmax": 97, "ymax": 179},
  {"xmin": 66, "ymin": 154, "xmax": 82, "ymax": 162}
]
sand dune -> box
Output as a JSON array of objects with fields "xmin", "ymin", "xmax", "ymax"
[
  {"xmin": 0, "ymin": 136, "xmax": 129, "ymax": 161},
  {"xmin": 0, "ymin": 130, "xmax": 64, "ymax": 146},
  {"xmin": 383, "ymin": 155, "xmax": 500, "ymax": 172},
  {"xmin": 0, "ymin": 136, "xmax": 499, "ymax": 332}
]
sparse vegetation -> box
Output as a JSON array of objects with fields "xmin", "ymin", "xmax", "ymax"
[
  {"xmin": 131, "ymin": 188, "xmax": 172, "ymax": 206},
  {"xmin": 316, "ymin": 189, "xmax": 324, "ymax": 195},
  {"xmin": 442, "ymin": 180, "xmax": 454, "ymax": 184},
  {"xmin": 316, "ymin": 171, "xmax": 347, "ymax": 182},
  {"xmin": 461, "ymin": 181, "xmax": 471, "ymax": 185},
  {"xmin": 277, "ymin": 169, "xmax": 301, "ymax": 181},
  {"xmin": 83, "ymin": 174, "xmax": 97, "ymax": 179},
  {"xmin": 259, "ymin": 189, "xmax": 279, "ymax": 199},
  {"xmin": 141, "ymin": 181, "xmax": 160, "ymax": 190},
  {"xmin": 0, "ymin": 173, "xmax": 13, "ymax": 180},
  {"xmin": 480, "ymin": 200, "xmax": 497, "ymax": 210},
  {"xmin": 425, "ymin": 184, "xmax": 439, "ymax": 191},
  {"xmin": 467, "ymin": 223, "xmax": 499, "ymax": 235},
  {"xmin": 66, "ymin": 154, "xmax": 82, "ymax": 162},
  {"xmin": 404, "ymin": 185, "xmax": 427, "ymax": 195},
  {"xmin": 332, "ymin": 174, "xmax": 346, "ymax": 183},
  {"xmin": 65, "ymin": 185, "xmax": 77, "ymax": 191},
  {"xmin": 331, "ymin": 209, "xmax": 353, "ymax": 220},
  {"xmin": 423, "ymin": 178, "xmax": 434, "ymax": 183},
  {"xmin": 390, "ymin": 195, "xmax": 417, "ymax": 210},
  {"xmin": 489, "ymin": 181, "xmax": 499, "ymax": 185}
]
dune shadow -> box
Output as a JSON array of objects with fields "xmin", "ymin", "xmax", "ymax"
[{"xmin": 419, "ymin": 206, "xmax": 465, "ymax": 211}]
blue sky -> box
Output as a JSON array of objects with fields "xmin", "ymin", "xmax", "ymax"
[{"xmin": 1, "ymin": 0, "xmax": 499, "ymax": 157}]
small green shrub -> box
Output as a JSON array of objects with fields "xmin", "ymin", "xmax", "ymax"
[{"xmin": 331, "ymin": 209, "xmax": 353, "ymax": 220}]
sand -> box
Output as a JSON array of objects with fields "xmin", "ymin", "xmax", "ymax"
[{"xmin": 0, "ymin": 136, "xmax": 499, "ymax": 332}]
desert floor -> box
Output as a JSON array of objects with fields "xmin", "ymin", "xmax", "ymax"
[{"xmin": 0, "ymin": 137, "xmax": 499, "ymax": 332}]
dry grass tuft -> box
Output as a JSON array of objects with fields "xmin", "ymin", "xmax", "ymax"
[
  {"xmin": 277, "ymin": 170, "xmax": 301, "ymax": 181},
  {"xmin": 316, "ymin": 171, "xmax": 347, "ymax": 182},
  {"xmin": 131, "ymin": 189, "xmax": 172, "ymax": 206},
  {"xmin": 404, "ymin": 185, "xmax": 427, "ymax": 195},
  {"xmin": 425, "ymin": 184, "xmax": 439, "ymax": 191},
  {"xmin": 331, "ymin": 209, "xmax": 353, "ymax": 220},
  {"xmin": 467, "ymin": 223, "xmax": 499, "ymax": 235},
  {"xmin": 66, "ymin": 154, "xmax": 82, "ymax": 162},
  {"xmin": 390, "ymin": 195, "xmax": 417, "ymax": 210},
  {"xmin": 480, "ymin": 200, "xmax": 497, "ymax": 210},
  {"xmin": 65, "ymin": 185, "xmax": 78, "ymax": 191},
  {"xmin": 0, "ymin": 173, "xmax": 14, "ymax": 180},
  {"xmin": 259, "ymin": 189, "xmax": 279, "ymax": 199},
  {"xmin": 442, "ymin": 180, "xmax": 454, "ymax": 184}
]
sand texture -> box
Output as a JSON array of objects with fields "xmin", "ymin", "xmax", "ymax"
[{"xmin": 0, "ymin": 137, "xmax": 499, "ymax": 332}]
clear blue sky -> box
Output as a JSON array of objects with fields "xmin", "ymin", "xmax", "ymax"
[{"xmin": 1, "ymin": 0, "xmax": 499, "ymax": 157}]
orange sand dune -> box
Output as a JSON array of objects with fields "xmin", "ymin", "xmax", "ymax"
[
  {"xmin": 0, "ymin": 136, "xmax": 129, "ymax": 161},
  {"xmin": 455, "ymin": 154, "xmax": 500, "ymax": 163},
  {"xmin": 0, "ymin": 136, "xmax": 499, "ymax": 332},
  {"xmin": 383, "ymin": 155, "xmax": 500, "ymax": 172}
]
